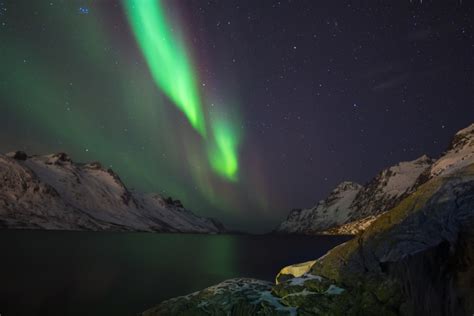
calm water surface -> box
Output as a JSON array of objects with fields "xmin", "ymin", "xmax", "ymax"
[{"xmin": 0, "ymin": 230, "xmax": 351, "ymax": 316}]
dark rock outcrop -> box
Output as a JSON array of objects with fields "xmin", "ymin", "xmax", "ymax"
[{"xmin": 9, "ymin": 151, "xmax": 28, "ymax": 161}]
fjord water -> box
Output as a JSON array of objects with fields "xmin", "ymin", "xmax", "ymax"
[{"xmin": 0, "ymin": 230, "xmax": 351, "ymax": 316}]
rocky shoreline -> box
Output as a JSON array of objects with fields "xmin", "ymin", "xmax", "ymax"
[
  {"xmin": 142, "ymin": 124, "xmax": 474, "ymax": 315},
  {"xmin": 143, "ymin": 164, "xmax": 474, "ymax": 315}
]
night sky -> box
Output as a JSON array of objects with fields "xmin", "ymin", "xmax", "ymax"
[{"xmin": 0, "ymin": 0, "xmax": 473, "ymax": 232}]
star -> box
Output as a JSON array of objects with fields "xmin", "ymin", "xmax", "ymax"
[{"xmin": 79, "ymin": 7, "xmax": 89, "ymax": 15}]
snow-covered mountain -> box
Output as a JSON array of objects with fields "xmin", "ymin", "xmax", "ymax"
[
  {"xmin": 276, "ymin": 182, "xmax": 362, "ymax": 234},
  {"xmin": 276, "ymin": 155, "xmax": 432, "ymax": 235},
  {"xmin": 276, "ymin": 123, "xmax": 474, "ymax": 235},
  {"xmin": 349, "ymin": 155, "xmax": 433, "ymax": 216},
  {"xmin": 0, "ymin": 151, "xmax": 225, "ymax": 233}
]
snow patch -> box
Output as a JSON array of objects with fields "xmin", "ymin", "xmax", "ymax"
[
  {"xmin": 252, "ymin": 291, "xmax": 298, "ymax": 316},
  {"xmin": 325, "ymin": 284, "xmax": 345, "ymax": 295},
  {"xmin": 287, "ymin": 274, "xmax": 322, "ymax": 286}
]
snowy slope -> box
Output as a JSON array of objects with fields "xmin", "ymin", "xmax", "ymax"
[
  {"xmin": 0, "ymin": 151, "xmax": 224, "ymax": 233},
  {"xmin": 276, "ymin": 182, "xmax": 362, "ymax": 234},
  {"xmin": 429, "ymin": 123, "xmax": 474, "ymax": 178},
  {"xmin": 275, "ymin": 155, "xmax": 433, "ymax": 235},
  {"xmin": 347, "ymin": 154, "xmax": 433, "ymax": 220}
]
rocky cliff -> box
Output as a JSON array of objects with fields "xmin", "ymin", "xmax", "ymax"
[{"xmin": 0, "ymin": 151, "xmax": 225, "ymax": 233}]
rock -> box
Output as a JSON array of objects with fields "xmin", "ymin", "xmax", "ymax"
[
  {"xmin": 46, "ymin": 152, "xmax": 72, "ymax": 165},
  {"xmin": 85, "ymin": 161, "xmax": 102, "ymax": 169},
  {"xmin": 6, "ymin": 151, "xmax": 28, "ymax": 160},
  {"xmin": 173, "ymin": 199, "xmax": 184, "ymax": 208},
  {"xmin": 275, "ymin": 260, "xmax": 316, "ymax": 284},
  {"xmin": 142, "ymin": 279, "xmax": 295, "ymax": 316}
]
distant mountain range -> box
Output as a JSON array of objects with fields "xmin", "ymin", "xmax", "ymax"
[
  {"xmin": 0, "ymin": 152, "xmax": 225, "ymax": 233},
  {"xmin": 275, "ymin": 123, "xmax": 474, "ymax": 235}
]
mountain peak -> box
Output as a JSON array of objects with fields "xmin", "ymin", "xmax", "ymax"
[
  {"xmin": 449, "ymin": 123, "xmax": 474, "ymax": 151},
  {"xmin": 334, "ymin": 181, "xmax": 362, "ymax": 191},
  {"xmin": 46, "ymin": 152, "xmax": 73, "ymax": 164},
  {"xmin": 455, "ymin": 123, "xmax": 474, "ymax": 136},
  {"xmin": 0, "ymin": 151, "xmax": 225, "ymax": 233},
  {"xmin": 413, "ymin": 154, "xmax": 432, "ymax": 164},
  {"xmin": 430, "ymin": 123, "xmax": 474, "ymax": 177}
]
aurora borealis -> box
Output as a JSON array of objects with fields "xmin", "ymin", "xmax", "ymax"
[
  {"xmin": 1, "ymin": 0, "xmax": 473, "ymax": 231},
  {"xmin": 122, "ymin": 0, "xmax": 241, "ymax": 182},
  {"xmin": 122, "ymin": 0, "xmax": 206, "ymax": 136}
]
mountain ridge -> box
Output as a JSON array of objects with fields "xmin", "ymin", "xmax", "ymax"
[
  {"xmin": 275, "ymin": 154, "xmax": 433, "ymax": 235},
  {"xmin": 0, "ymin": 151, "xmax": 225, "ymax": 233},
  {"xmin": 275, "ymin": 123, "xmax": 474, "ymax": 235}
]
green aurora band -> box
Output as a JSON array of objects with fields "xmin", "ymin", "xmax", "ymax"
[
  {"xmin": 123, "ymin": 0, "xmax": 240, "ymax": 181},
  {"xmin": 122, "ymin": 0, "xmax": 206, "ymax": 136},
  {"xmin": 208, "ymin": 119, "xmax": 240, "ymax": 181}
]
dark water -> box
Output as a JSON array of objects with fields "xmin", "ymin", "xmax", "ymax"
[{"xmin": 0, "ymin": 230, "xmax": 351, "ymax": 316}]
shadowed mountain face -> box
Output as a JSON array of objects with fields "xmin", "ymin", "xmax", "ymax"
[
  {"xmin": 276, "ymin": 123, "xmax": 474, "ymax": 235},
  {"xmin": 0, "ymin": 152, "xmax": 225, "ymax": 233},
  {"xmin": 145, "ymin": 124, "xmax": 474, "ymax": 316}
]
